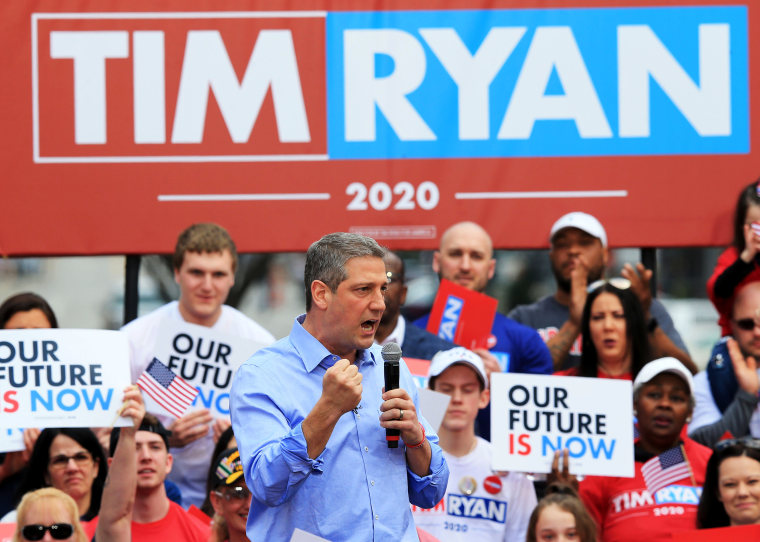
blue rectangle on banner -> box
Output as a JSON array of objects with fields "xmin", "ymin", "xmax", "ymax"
[{"xmin": 326, "ymin": 6, "xmax": 748, "ymax": 159}]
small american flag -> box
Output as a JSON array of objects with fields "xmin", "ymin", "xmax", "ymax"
[
  {"xmin": 641, "ymin": 445, "xmax": 691, "ymax": 494},
  {"xmin": 137, "ymin": 358, "xmax": 198, "ymax": 419}
]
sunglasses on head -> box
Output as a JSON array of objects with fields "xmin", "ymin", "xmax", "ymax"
[
  {"xmin": 587, "ymin": 278, "xmax": 632, "ymax": 293},
  {"xmin": 714, "ymin": 436, "xmax": 760, "ymax": 452},
  {"xmin": 22, "ymin": 523, "xmax": 74, "ymax": 541}
]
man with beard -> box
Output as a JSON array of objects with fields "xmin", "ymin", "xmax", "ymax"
[{"xmin": 509, "ymin": 212, "xmax": 691, "ymax": 371}]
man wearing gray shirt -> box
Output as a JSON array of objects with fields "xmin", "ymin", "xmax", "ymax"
[{"xmin": 508, "ymin": 211, "xmax": 694, "ymax": 372}]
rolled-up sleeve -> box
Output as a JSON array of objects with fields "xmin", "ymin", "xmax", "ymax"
[
  {"xmin": 231, "ymin": 362, "xmax": 325, "ymax": 507},
  {"xmin": 407, "ymin": 436, "xmax": 449, "ymax": 508}
]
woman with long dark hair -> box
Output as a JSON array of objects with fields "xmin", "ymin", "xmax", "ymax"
[
  {"xmin": 556, "ymin": 280, "xmax": 650, "ymax": 380},
  {"xmin": 697, "ymin": 438, "xmax": 760, "ymax": 529},
  {"xmin": 3, "ymin": 428, "xmax": 108, "ymax": 523}
]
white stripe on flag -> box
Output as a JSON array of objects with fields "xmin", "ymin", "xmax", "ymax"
[
  {"xmin": 137, "ymin": 374, "xmax": 187, "ymax": 418},
  {"xmin": 137, "ymin": 376, "xmax": 184, "ymax": 418}
]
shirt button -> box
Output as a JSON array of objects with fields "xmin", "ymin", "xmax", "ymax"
[
  {"xmin": 370, "ymin": 480, "xmax": 375, "ymax": 486},
  {"xmin": 357, "ymin": 414, "xmax": 361, "ymax": 418},
  {"xmin": 364, "ymin": 446, "xmax": 369, "ymax": 452},
  {"xmin": 374, "ymin": 515, "xmax": 379, "ymax": 520}
]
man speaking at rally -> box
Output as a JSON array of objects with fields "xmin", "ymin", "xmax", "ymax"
[{"xmin": 230, "ymin": 232, "xmax": 449, "ymax": 541}]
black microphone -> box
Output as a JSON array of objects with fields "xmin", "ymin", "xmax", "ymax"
[{"xmin": 382, "ymin": 342, "xmax": 402, "ymax": 448}]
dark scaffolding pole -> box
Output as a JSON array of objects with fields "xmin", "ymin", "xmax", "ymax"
[
  {"xmin": 640, "ymin": 247, "xmax": 657, "ymax": 297},
  {"xmin": 123, "ymin": 255, "xmax": 141, "ymax": 325}
]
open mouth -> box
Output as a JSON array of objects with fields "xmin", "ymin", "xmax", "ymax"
[
  {"xmin": 361, "ymin": 320, "xmax": 377, "ymax": 332},
  {"xmin": 652, "ymin": 415, "xmax": 672, "ymax": 428}
]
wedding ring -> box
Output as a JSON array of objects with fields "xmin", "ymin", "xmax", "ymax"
[{"xmin": 398, "ymin": 409, "xmax": 404, "ymax": 420}]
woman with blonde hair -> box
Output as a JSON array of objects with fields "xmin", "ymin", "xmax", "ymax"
[{"xmin": 12, "ymin": 487, "xmax": 87, "ymax": 542}]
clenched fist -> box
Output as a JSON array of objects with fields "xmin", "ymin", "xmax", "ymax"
[{"xmin": 321, "ymin": 359, "xmax": 363, "ymax": 415}]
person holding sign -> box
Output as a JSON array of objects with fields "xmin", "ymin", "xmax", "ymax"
[
  {"xmin": 0, "ymin": 292, "xmax": 58, "ymax": 519},
  {"xmin": 578, "ymin": 358, "xmax": 712, "ymax": 542},
  {"xmin": 230, "ymin": 232, "xmax": 448, "ymax": 541},
  {"xmin": 697, "ymin": 438, "xmax": 760, "ymax": 529},
  {"xmin": 412, "ymin": 347, "xmax": 536, "ymax": 541},
  {"xmin": 122, "ymin": 223, "xmax": 275, "ymax": 508},
  {"xmin": 414, "ymin": 221, "xmax": 552, "ymax": 439}
]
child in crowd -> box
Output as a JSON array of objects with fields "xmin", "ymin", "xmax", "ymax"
[
  {"xmin": 527, "ymin": 483, "xmax": 597, "ymax": 542},
  {"xmin": 708, "ymin": 177, "xmax": 760, "ymax": 336}
]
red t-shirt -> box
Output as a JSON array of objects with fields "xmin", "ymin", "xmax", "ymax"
[
  {"xmin": 579, "ymin": 437, "xmax": 712, "ymax": 542},
  {"xmin": 132, "ymin": 501, "xmax": 210, "ymax": 542}
]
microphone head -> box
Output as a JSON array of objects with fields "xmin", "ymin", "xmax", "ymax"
[{"xmin": 381, "ymin": 342, "xmax": 402, "ymax": 364}]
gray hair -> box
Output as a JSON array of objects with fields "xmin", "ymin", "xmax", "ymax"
[{"xmin": 304, "ymin": 233, "xmax": 385, "ymax": 311}]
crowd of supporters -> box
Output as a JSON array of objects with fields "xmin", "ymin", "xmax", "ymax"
[{"xmin": 3, "ymin": 179, "xmax": 760, "ymax": 541}]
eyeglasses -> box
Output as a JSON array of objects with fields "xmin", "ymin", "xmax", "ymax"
[
  {"xmin": 21, "ymin": 523, "xmax": 74, "ymax": 540},
  {"xmin": 715, "ymin": 437, "xmax": 760, "ymax": 452},
  {"xmin": 587, "ymin": 278, "xmax": 632, "ymax": 293},
  {"xmin": 734, "ymin": 318, "xmax": 760, "ymax": 332},
  {"xmin": 49, "ymin": 451, "xmax": 92, "ymax": 469},
  {"xmin": 214, "ymin": 485, "xmax": 251, "ymax": 501}
]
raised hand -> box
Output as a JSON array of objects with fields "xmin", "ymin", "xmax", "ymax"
[{"xmin": 168, "ymin": 408, "xmax": 213, "ymax": 447}]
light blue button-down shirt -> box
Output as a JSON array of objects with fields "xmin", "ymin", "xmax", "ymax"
[{"xmin": 230, "ymin": 315, "xmax": 449, "ymax": 541}]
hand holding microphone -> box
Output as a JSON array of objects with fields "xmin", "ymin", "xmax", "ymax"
[{"xmin": 380, "ymin": 343, "xmax": 425, "ymax": 450}]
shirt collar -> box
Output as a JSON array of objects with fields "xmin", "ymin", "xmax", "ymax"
[
  {"xmin": 290, "ymin": 314, "xmax": 378, "ymax": 373},
  {"xmin": 379, "ymin": 315, "xmax": 405, "ymax": 348}
]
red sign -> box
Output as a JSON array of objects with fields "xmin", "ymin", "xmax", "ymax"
[
  {"xmin": 426, "ymin": 279, "xmax": 498, "ymax": 350},
  {"xmin": 1, "ymin": 0, "xmax": 758, "ymax": 256}
]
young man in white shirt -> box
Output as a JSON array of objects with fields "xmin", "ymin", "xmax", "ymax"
[
  {"xmin": 122, "ymin": 223, "xmax": 275, "ymax": 506},
  {"xmin": 412, "ymin": 347, "xmax": 537, "ymax": 541}
]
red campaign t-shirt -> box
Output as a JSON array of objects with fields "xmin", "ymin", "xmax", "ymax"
[
  {"xmin": 131, "ymin": 501, "xmax": 210, "ymax": 542},
  {"xmin": 579, "ymin": 437, "xmax": 712, "ymax": 542}
]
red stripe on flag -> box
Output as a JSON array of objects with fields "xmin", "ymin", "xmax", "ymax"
[{"xmin": 137, "ymin": 375, "xmax": 186, "ymax": 418}]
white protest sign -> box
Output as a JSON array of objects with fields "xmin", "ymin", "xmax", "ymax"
[
  {"xmin": 0, "ymin": 428, "xmax": 24, "ymax": 453},
  {"xmin": 153, "ymin": 320, "xmax": 267, "ymax": 418},
  {"xmin": 0, "ymin": 329, "xmax": 132, "ymax": 429},
  {"xmin": 491, "ymin": 373, "xmax": 634, "ymax": 477},
  {"xmin": 417, "ymin": 388, "xmax": 451, "ymax": 433}
]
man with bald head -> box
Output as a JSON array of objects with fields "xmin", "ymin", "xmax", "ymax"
[
  {"xmin": 376, "ymin": 251, "xmax": 456, "ymax": 360},
  {"xmin": 414, "ymin": 222, "xmax": 552, "ymax": 438},
  {"xmin": 689, "ymin": 281, "xmax": 760, "ymax": 445}
]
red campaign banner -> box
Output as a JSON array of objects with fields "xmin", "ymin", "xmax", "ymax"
[
  {"xmin": 0, "ymin": 0, "xmax": 758, "ymax": 256},
  {"xmin": 426, "ymin": 279, "xmax": 498, "ymax": 350}
]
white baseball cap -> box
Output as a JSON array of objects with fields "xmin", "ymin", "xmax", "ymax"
[
  {"xmin": 428, "ymin": 347, "xmax": 488, "ymax": 388},
  {"xmin": 550, "ymin": 212, "xmax": 608, "ymax": 248},
  {"xmin": 633, "ymin": 357, "xmax": 694, "ymax": 397}
]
